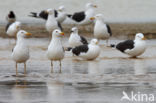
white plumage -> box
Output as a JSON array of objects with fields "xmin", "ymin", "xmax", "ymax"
[
  {"xmin": 68, "ymin": 27, "xmax": 88, "ymax": 47},
  {"xmin": 6, "ymin": 21, "xmax": 21, "ymax": 37},
  {"xmin": 12, "ymin": 30, "xmax": 31, "ymax": 76},
  {"xmin": 71, "ymin": 39, "xmax": 100, "ymax": 60},
  {"xmin": 63, "ymin": 3, "xmax": 97, "ymax": 25},
  {"xmin": 116, "ymin": 33, "xmax": 146, "ymax": 57},
  {"xmin": 56, "ymin": 6, "xmax": 67, "ymax": 23},
  {"xmin": 47, "ymin": 29, "xmax": 65, "ymax": 73},
  {"xmin": 90, "ymin": 14, "xmax": 112, "ymax": 46},
  {"xmin": 46, "ymin": 9, "xmax": 60, "ymax": 33}
]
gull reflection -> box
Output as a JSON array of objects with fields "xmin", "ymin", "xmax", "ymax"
[
  {"xmin": 88, "ymin": 61, "xmax": 100, "ymax": 75},
  {"xmin": 11, "ymin": 80, "xmax": 27, "ymax": 103},
  {"xmin": 134, "ymin": 59, "xmax": 147, "ymax": 75},
  {"xmin": 46, "ymin": 80, "xmax": 64, "ymax": 102}
]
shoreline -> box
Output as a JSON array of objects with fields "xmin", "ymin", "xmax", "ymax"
[{"xmin": 1, "ymin": 23, "xmax": 156, "ymax": 39}]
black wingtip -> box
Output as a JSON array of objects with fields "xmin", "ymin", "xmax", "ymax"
[
  {"xmin": 64, "ymin": 47, "xmax": 72, "ymax": 51},
  {"xmin": 29, "ymin": 12, "xmax": 37, "ymax": 17}
]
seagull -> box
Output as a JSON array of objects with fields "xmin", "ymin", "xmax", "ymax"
[
  {"xmin": 46, "ymin": 9, "xmax": 63, "ymax": 34},
  {"xmin": 29, "ymin": 5, "xmax": 67, "ymax": 23},
  {"xmin": 68, "ymin": 27, "xmax": 88, "ymax": 48},
  {"xmin": 6, "ymin": 11, "xmax": 16, "ymax": 23},
  {"xmin": 68, "ymin": 39, "xmax": 100, "ymax": 60},
  {"xmin": 112, "ymin": 33, "xmax": 146, "ymax": 58},
  {"xmin": 47, "ymin": 29, "xmax": 65, "ymax": 73},
  {"xmin": 55, "ymin": 6, "xmax": 67, "ymax": 23},
  {"xmin": 6, "ymin": 21, "xmax": 21, "ymax": 43},
  {"xmin": 90, "ymin": 14, "xmax": 112, "ymax": 46},
  {"xmin": 66, "ymin": 3, "xmax": 97, "ymax": 25},
  {"xmin": 12, "ymin": 30, "xmax": 31, "ymax": 76}
]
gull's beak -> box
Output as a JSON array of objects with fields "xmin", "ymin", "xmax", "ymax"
[
  {"xmin": 142, "ymin": 37, "xmax": 146, "ymax": 40},
  {"xmin": 16, "ymin": 26, "xmax": 20, "ymax": 29},
  {"xmin": 60, "ymin": 32, "xmax": 64, "ymax": 36},
  {"xmin": 96, "ymin": 41, "xmax": 99, "ymax": 44},
  {"xmin": 94, "ymin": 5, "xmax": 97, "ymax": 8},
  {"xmin": 90, "ymin": 17, "xmax": 95, "ymax": 20},
  {"xmin": 45, "ymin": 11, "xmax": 48, "ymax": 14},
  {"xmin": 25, "ymin": 32, "xmax": 32, "ymax": 36}
]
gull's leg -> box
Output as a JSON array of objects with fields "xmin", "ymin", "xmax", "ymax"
[
  {"xmin": 24, "ymin": 62, "xmax": 27, "ymax": 76},
  {"xmin": 51, "ymin": 61, "xmax": 53, "ymax": 73},
  {"xmin": 106, "ymin": 39, "xmax": 109, "ymax": 47},
  {"xmin": 14, "ymin": 38, "xmax": 16, "ymax": 45},
  {"xmin": 16, "ymin": 62, "xmax": 18, "ymax": 76},
  {"xmin": 59, "ymin": 60, "xmax": 62, "ymax": 73}
]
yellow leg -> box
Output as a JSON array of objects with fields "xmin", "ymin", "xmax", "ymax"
[
  {"xmin": 51, "ymin": 61, "xmax": 53, "ymax": 73},
  {"xmin": 16, "ymin": 63, "xmax": 18, "ymax": 76},
  {"xmin": 59, "ymin": 61, "xmax": 62, "ymax": 73},
  {"xmin": 24, "ymin": 62, "xmax": 27, "ymax": 76}
]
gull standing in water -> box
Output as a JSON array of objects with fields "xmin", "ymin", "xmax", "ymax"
[
  {"xmin": 47, "ymin": 29, "xmax": 65, "ymax": 73},
  {"xmin": 6, "ymin": 21, "xmax": 21, "ymax": 44},
  {"xmin": 68, "ymin": 27, "xmax": 88, "ymax": 47},
  {"xmin": 12, "ymin": 30, "xmax": 31, "ymax": 76},
  {"xmin": 90, "ymin": 14, "xmax": 112, "ymax": 46}
]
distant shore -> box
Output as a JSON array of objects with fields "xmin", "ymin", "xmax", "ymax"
[{"xmin": 1, "ymin": 23, "xmax": 156, "ymax": 39}]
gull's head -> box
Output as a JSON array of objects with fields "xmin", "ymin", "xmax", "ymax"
[
  {"xmin": 17, "ymin": 30, "xmax": 31, "ymax": 39},
  {"xmin": 90, "ymin": 14, "xmax": 104, "ymax": 21},
  {"xmin": 86, "ymin": 3, "xmax": 97, "ymax": 9},
  {"xmin": 46, "ymin": 9, "xmax": 54, "ymax": 15},
  {"xmin": 71, "ymin": 27, "xmax": 78, "ymax": 34},
  {"xmin": 135, "ymin": 33, "xmax": 146, "ymax": 41},
  {"xmin": 90, "ymin": 39, "xmax": 99, "ymax": 45},
  {"xmin": 14, "ymin": 21, "xmax": 21, "ymax": 30},
  {"xmin": 9, "ymin": 11, "xmax": 15, "ymax": 18},
  {"xmin": 58, "ymin": 5, "xmax": 65, "ymax": 12},
  {"xmin": 52, "ymin": 29, "xmax": 64, "ymax": 37}
]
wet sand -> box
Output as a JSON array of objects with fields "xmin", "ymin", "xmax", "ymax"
[
  {"xmin": 0, "ymin": 37, "xmax": 156, "ymax": 102},
  {"xmin": 1, "ymin": 23, "xmax": 156, "ymax": 39}
]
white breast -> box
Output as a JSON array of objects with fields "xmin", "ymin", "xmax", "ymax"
[
  {"xmin": 46, "ymin": 15, "xmax": 58, "ymax": 33},
  {"xmin": 125, "ymin": 41, "xmax": 146, "ymax": 57},
  {"xmin": 80, "ymin": 44, "xmax": 100, "ymax": 60},
  {"xmin": 68, "ymin": 34, "xmax": 82, "ymax": 47},
  {"xmin": 94, "ymin": 21, "xmax": 110, "ymax": 40},
  {"xmin": 7, "ymin": 24, "xmax": 18, "ymax": 37},
  {"xmin": 47, "ymin": 39, "xmax": 64, "ymax": 61},
  {"xmin": 12, "ymin": 45, "xmax": 29, "ymax": 63}
]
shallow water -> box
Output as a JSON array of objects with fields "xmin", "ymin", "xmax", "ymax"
[{"xmin": 0, "ymin": 37, "xmax": 156, "ymax": 103}]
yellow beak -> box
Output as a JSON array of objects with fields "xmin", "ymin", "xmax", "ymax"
[
  {"xmin": 60, "ymin": 32, "xmax": 64, "ymax": 36},
  {"xmin": 25, "ymin": 32, "xmax": 32, "ymax": 36},
  {"xmin": 142, "ymin": 37, "xmax": 146, "ymax": 40},
  {"xmin": 96, "ymin": 41, "xmax": 99, "ymax": 44},
  {"xmin": 94, "ymin": 5, "xmax": 97, "ymax": 8},
  {"xmin": 16, "ymin": 26, "xmax": 20, "ymax": 29},
  {"xmin": 90, "ymin": 17, "xmax": 95, "ymax": 20}
]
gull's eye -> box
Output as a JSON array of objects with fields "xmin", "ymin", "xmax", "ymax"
[{"xmin": 56, "ymin": 31, "xmax": 58, "ymax": 33}]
